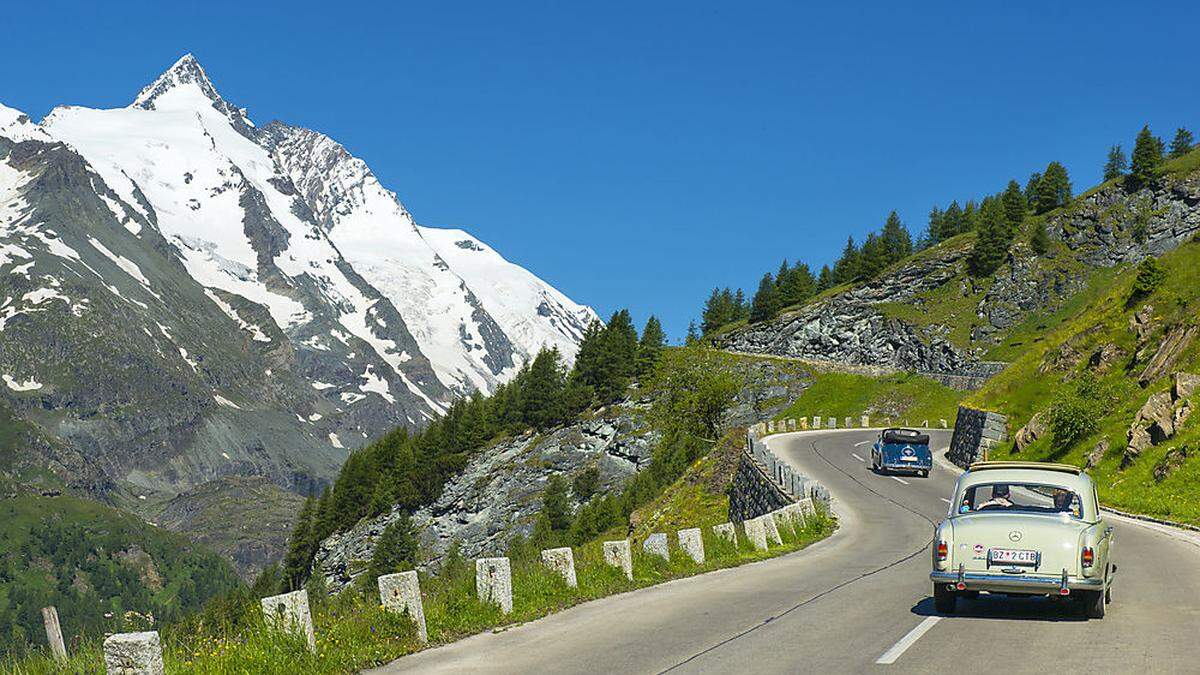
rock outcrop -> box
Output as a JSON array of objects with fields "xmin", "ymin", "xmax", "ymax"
[{"xmin": 1124, "ymin": 372, "xmax": 1196, "ymax": 466}]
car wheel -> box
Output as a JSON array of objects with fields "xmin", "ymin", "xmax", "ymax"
[
  {"xmin": 921, "ymin": 469, "xmax": 929, "ymax": 478},
  {"xmin": 1083, "ymin": 589, "xmax": 1106, "ymax": 619},
  {"xmin": 933, "ymin": 583, "xmax": 957, "ymax": 614},
  {"xmin": 1105, "ymin": 577, "xmax": 1112, "ymax": 604}
]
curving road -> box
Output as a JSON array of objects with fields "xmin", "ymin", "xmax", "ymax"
[{"xmin": 373, "ymin": 430, "xmax": 1200, "ymax": 674}]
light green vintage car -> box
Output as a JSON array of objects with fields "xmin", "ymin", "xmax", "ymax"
[{"xmin": 930, "ymin": 461, "xmax": 1115, "ymax": 618}]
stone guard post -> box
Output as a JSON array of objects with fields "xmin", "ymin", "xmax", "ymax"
[
  {"xmin": 476, "ymin": 557, "xmax": 513, "ymax": 614},
  {"xmin": 378, "ymin": 570, "xmax": 428, "ymax": 643},
  {"xmin": 541, "ymin": 547, "xmax": 578, "ymax": 588},
  {"xmin": 678, "ymin": 528, "xmax": 705, "ymax": 564},
  {"xmin": 260, "ymin": 589, "xmax": 316, "ymax": 652},
  {"xmin": 604, "ymin": 540, "xmax": 633, "ymax": 580},
  {"xmin": 712, "ymin": 522, "xmax": 737, "ymax": 546},
  {"xmin": 760, "ymin": 513, "xmax": 783, "ymax": 545},
  {"xmin": 643, "ymin": 533, "xmax": 670, "ymax": 561},
  {"xmin": 41, "ymin": 606, "xmax": 66, "ymax": 663},
  {"xmin": 103, "ymin": 631, "xmax": 164, "ymax": 675},
  {"xmin": 743, "ymin": 518, "xmax": 769, "ymax": 551}
]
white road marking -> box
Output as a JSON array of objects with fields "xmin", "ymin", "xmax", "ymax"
[
  {"xmin": 854, "ymin": 440, "xmax": 872, "ymax": 447},
  {"xmin": 875, "ymin": 616, "xmax": 942, "ymax": 665},
  {"xmin": 891, "ymin": 476, "xmax": 909, "ymax": 485},
  {"xmin": 851, "ymin": 453, "xmax": 865, "ymax": 463},
  {"xmin": 940, "ymin": 497, "xmax": 951, "ymax": 504}
]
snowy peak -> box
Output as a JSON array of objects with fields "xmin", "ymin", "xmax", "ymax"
[{"xmin": 133, "ymin": 53, "xmax": 221, "ymax": 110}]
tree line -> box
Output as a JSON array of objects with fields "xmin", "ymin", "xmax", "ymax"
[
  {"xmin": 691, "ymin": 122, "xmax": 1196, "ymax": 337},
  {"xmin": 278, "ymin": 310, "xmax": 667, "ymax": 592}
]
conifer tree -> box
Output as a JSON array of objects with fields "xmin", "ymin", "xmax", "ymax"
[
  {"xmin": 778, "ymin": 262, "xmax": 815, "ymax": 305},
  {"xmin": 1103, "ymin": 144, "xmax": 1128, "ymax": 181},
  {"xmin": 1001, "ymin": 180, "xmax": 1026, "ymax": 234},
  {"xmin": 366, "ymin": 514, "xmax": 418, "ymax": 583},
  {"xmin": 1024, "ymin": 173, "xmax": 1042, "ymax": 208},
  {"xmin": 542, "ymin": 474, "xmax": 572, "ymax": 532},
  {"xmin": 522, "ymin": 348, "xmax": 566, "ymax": 429},
  {"xmin": 941, "ymin": 201, "xmax": 964, "ymax": 239},
  {"xmin": 1129, "ymin": 125, "xmax": 1164, "ymax": 188},
  {"xmin": 961, "ymin": 201, "xmax": 978, "ymax": 233},
  {"xmin": 685, "ymin": 320, "xmax": 700, "ymax": 345},
  {"xmin": 816, "ymin": 265, "xmax": 833, "ymax": 292},
  {"xmin": 280, "ymin": 496, "xmax": 318, "ymax": 592},
  {"xmin": 1035, "ymin": 162, "xmax": 1072, "ymax": 213},
  {"xmin": 1030, "ymin": 220, "xmax": 1050, "ymax": 255},
  {"xmin": 880, "ymin": 211, "xmax": 913, "ymax": 259},
  {"xmin": 926, "ymin": 206, "xmax": 944, "ymax": 245},
  {"xmin": 1169, "ymin": 127, "xmax": 1194, "ymax": 158},
  {"xmin": 636, "ymin": 315, "xmax": 666, "ymax": 376},
  {"xmin": 858, "ymin": 232, "xmax": 887, "ymax": 279},
  {"xmin": 967, "ymin": 199, "xmax": 1011, "ymax": 277},
  {"xmin": 832, "ymin": 236, "xmax": 860, "ymax": 284},
  {"xmin": 749, "ymin": 272, "xmax": 781, "ymax": 323},
  {"xmin": 732, "ymin": 289, "xmax": 749, "ymax": 320}
]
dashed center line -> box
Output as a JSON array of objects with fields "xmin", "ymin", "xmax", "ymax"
[
  {"xmin": 853, "ymin": 440, "xmax": 872, "ymax": 447},
  {"xmin": 851, "ymin": 453, "xmax": 865, "ymax": 463},
  {"xmin": 891, "ymin": 476, "xmax": 909, "ymax": 485},
  {"xmin": 940, "ymin": 497, "xmax": 951, "ymax": 504},
  {"xmin": 876, "ymin": 616, "xmax": 942, "ymax": 664}
]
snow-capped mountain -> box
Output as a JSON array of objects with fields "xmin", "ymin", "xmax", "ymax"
[{"xmin": 0, "ymin": 54, "xmax": 597, "ymax": 501}]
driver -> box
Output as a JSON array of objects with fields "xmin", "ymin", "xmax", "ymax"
[{"xmin": 976, "ymin": 483, "xmax": 1013, "ymax": 510}]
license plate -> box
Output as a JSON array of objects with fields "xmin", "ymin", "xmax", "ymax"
[
  {"xmin": 990, "ymin": 548, "xmax": 1038, "ymax": 565},
  {"xmin": 900, "ymin": 456, "xmax": 918, "ymax": 461}
]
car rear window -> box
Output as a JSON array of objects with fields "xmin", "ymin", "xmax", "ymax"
[
  {"xmin": 957, "ymin": 482, "xmax": 1082, "ymax": 519},
  {"xmin": 882, "ymin": 429, "xmax": 929, "ymax": 445}
]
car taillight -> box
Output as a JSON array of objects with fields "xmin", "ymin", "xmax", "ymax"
[
  {"xmin": 1082, "ymin": 547, "xmax": 1094, "ymax": 568},
  {"xmin": 936, "ymin": 541, "xmax": 948, "ymax": 562}
]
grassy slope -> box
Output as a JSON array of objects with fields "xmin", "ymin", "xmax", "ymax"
[
  {"xmin": 966, "ymin": 237, "xmax": 1200, "ymax": 524},
  {"xmin": 774, "ymin": 371, "xmax": 966, "ymax": 426}
]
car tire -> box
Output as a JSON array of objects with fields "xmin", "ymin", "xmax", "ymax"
[
  {"xmin": 933, "ymin": 583, "xmax": 957, "ymax": 614},
  {"xmin": 1083, "ymin": 589, "xmax": 1105, "ymax": 619},
  {"xmin": 921, "ymin": 469, "xmax": 929, "ymax": 478}
]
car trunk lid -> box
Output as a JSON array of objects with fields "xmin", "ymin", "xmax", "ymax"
[{"xmin": 951, "ymin": 513, "xmax": 1086, "ymax": 575}]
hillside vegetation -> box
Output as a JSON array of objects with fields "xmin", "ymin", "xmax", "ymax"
[{"xmin": 967, "ymin": 237, "xmax": 1200, "ymax": 525}]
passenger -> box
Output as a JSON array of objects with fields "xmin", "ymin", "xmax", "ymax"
[
  {"xmin": 976, "ymin": 483, "xmax": 1013, "ymax": 510},
  {"xmin": 1053, "ymin": 489, "xmax": 1075, "ymax": 515}
]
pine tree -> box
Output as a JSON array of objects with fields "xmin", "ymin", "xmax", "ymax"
[
  {"xmin": 961, "ymin": 201, "xmax": 978, "ymax": 232},
  {"xmin": 636, "ymin": 316, "xmax": 666, "ymax": 376},
  {"xmin": 858, "ymin": 232, "xmax": 887, "ymax": 279},
  {"xmin": 777, "ymin": 262, "xmax": 815, "ymax": 305},
  {"xmin": 1001, "ymin": 180, "xmax": 1026, "ymax": 234},
  {"xmin": 749, "ymin": 273, "xmax": 781, "ymax": 323},
  {"xmin": 832, "ymin": 236, "xmax": 860, "ymax": 284},
  {"xmin": 1024, "ymin": 173, "xmax": 1041, "ymax": 208},
  {"xmin": 1129, "ymin": 125, "xmax": 1164, "ymax": 188},
  {"xmin": 880, "ymin": 211, "xmax": 913, "ymax": 260},
  {"xmin": 1035, "ymin": 162, "xmax": 1072, "ymax": 213},
  {"xmin": 280, "ymin": 496, "xmax": 318, "ymax": 592},
  {"xmin": 941, "ymin": 201, "xmax": 964, "ymax": 239},
  {"xmin": 967, "ymin": 199, "xmax": 1011, "ymax": 277},
  {"xmin": 926, "ymin": 206, "xmax": 944, "ymax": 245},
  {"xmin": 1103, "ymin": 144, "xmax": 1128, "ymax": 181},
  {"xmin": 366, "ymin": 514, "xmax": 418, "ymax": 583},
  {"xmin": 685, "ymin": 320, "xmax": 700, "ymax": 345},
  {"xmin": 816, "ymin": 264, "xmax": 833, "ymax": 291},
  {"xmin": 542, "ymin": 475, "xmax": 572, "ymax": 531},
  {"xmin": 1169, "ymin": 127, "xmax": 1194, "ymax": 158},
  {"xmin": 572, "ymin": 467, "xmax": 600, "ymax": 501},
  {"xmin": 522, "ymin": 348, "xmax": 566, "ymax": 428},
  {"xmin": 732, "ymin": 289, "xmax": 749, "ymax": 320},
  {"xmin": 1030, "ymin": 220, "xmax": 1049, "ymax": 255}
]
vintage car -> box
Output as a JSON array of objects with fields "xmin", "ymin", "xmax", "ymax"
[
  {"xmin": 870, "ymin": 428, "xmax": 931, "ymax": 476},
  {"xmin": 930, "ymin": 461, "xmax": 1115, "ymax": 618}
]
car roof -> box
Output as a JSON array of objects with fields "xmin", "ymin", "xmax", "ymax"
[{"xmin": 959, "ymin": 463, "xmax": 1094, "ymax": 493}]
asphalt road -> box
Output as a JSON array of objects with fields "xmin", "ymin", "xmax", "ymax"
[{"xmin": 373, "ymin": 429, "xmax": 1200, "ymax": 674}]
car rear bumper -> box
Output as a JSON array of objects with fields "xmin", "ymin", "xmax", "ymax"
[
  {"xmin": 930, "ymin": 570, "xmax": 1104, "ymax": 593},
  {"xmin": 883, "ymin": 461, "xmax": 931, "ymax": 471}
]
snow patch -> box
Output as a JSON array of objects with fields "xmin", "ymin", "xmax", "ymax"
[
  {"xmin": 204, "ymin": 288, "xmax": 271, "ymax": 342},
  {"xmin": 328, "ymin": 433, "xmax": 344, "ymax": 449},
  {"xmin": 213, "ymin": 393, "xmax": 241, "ymax": 409},
  {"xmin": 3, "ymin": 374, "xmax": 42, "ymax": 392}
]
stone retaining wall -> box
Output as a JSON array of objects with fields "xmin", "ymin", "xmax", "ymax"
[
  {"xmin": 729, "ymin": 425, "xmax": 831, "ymax": 522},
  {"xmin": 947, "ymin": 405, "xmax": 1009, "ymax": 468}
]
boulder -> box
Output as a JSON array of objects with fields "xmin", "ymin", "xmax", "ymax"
[
  {"xmin": 1124, "ymin": 426, "xmax": 1152, "ymax": 466},
  {"xmin": 1153, "ymin": 445, "xmax": 1191, "ymax": 483},
  {"xmin": 1137, "ymin": 391, "xmax": 1176, "ymax": 444},
  {"xmin": 1174, "ymin": 372, "xmax": 1200, "ymax": 400},
  {"xmin": 1012, "ymin": 412, "xmax": 1046, "ymax": 453},
  {"xmin": 1087, "ymin": 343, "xmax": 1123, "ymax": 373},
  {"xmin": 1138, "ymin": 325, "xmax": 1197, "ymax": 386},
  {"xmin": 1085, "ymin": 438, "xmax": 1109, "ymax": 469}
]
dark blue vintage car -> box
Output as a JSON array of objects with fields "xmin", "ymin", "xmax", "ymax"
[{"xmin": 871, "ymin": 428, "xmax": 932, "ymax": 476}]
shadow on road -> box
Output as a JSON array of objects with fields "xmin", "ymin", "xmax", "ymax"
[{"xmin": 911, "ymin": 595, "xmax": 1087, "ymax": 623}]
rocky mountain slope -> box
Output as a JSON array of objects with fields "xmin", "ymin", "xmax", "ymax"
[
  {"xmin": 716, "ymin": 165, "xmax": 1200, "ymax": 381},
  {"xmin": 0, "ymin": 55, "xmax": 596, "ymax": 509}
]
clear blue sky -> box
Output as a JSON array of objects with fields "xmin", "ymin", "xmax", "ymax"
[{"xmin": 4, "ymin": 1, "xmax": 1198, "ymax": 339}]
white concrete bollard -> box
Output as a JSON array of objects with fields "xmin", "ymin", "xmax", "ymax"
[
  {"xmin": 643, "ymin": 533, "xmax": 670, "ymax": 561},
  {"xmin": 42, "ymin": 606, "xmax": 66, "ymax": 663},
  {"xmin": 827, "ymin": 416, "xmax": 837, "ymax": 429},
  {"xmin": 861, "ymin": 415, "xmax": 870, "ymax": 428},
  {"xmin": 379, "ymin": 571, "xmax": 428, "ymax": 643},
  {"xmin": 760, "ymin": 513, "xmax": 783, "ymax": 545},
  {"xmin": 844, "ymin": 417, "xmax": 852, "ymax": 429},
  {"xmin": 813, "ymin": 416, "xmax": 822, "ymax": 429},
  {"xmin": 798, "ymin": 497, "xmax": 817, "ymax": 517},
  {"xmin": 541, "ymin": 547, "xmax": 578, "ymax": 588},
  {"xmin": 800, "ymin": 416, "xmax": 809, "ymax": 429},
  {"xmin": 788, "ymin": 418, "xmax": 797, "ymax": 431},
  {"xmin": 712, "ymin": 522, "xmax": 738, "ymax": 546},
  {"xmin": 783, "ymin": 502, "xmax": 807, "ymax": 528},
  {"xmin": 771, "ymin": 509, "xmax": 795, "ymax": 538},
  {"xmin": 261, "ymin": 589, "xmax": 316, "ymax": 651},
  {"xmin": 743, "ymin": 518, "xmax": 769, "ymax": 551},
  {"xmin": 476, "ymin": 557, "xmax": 513, "ymax": 614},
  {"xmin": 940, "ymin": 418, "xmax": 948, "ymax": 429},
  {"xmin": 678, "ymin": 528, "xmax": 705, "ymax": 564},
  {"xmin": 922, "ymin": 419, "xmax": 929, "ymax": 428},
  {"xmin": 103, "ymin": 631, "xmax": 164, "ymax": 675},
  {"xmin": 768, "ymin": 420, "xmax": 776, "ymax": 433},
  {"xmin": 604, "ymin": 540, "xmax": 633, "ymax": 580}
]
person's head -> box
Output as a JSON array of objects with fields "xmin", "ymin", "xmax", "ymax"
[
  {"xmin": 1054, "ymin": 489, "xmax": 1072, "ymax": 510},
  {"xmin": 992, "ymin": 484, "xmax": 1010, "ymax": 498}
]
